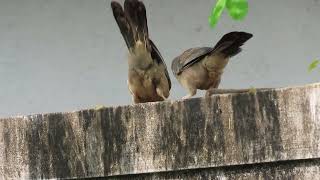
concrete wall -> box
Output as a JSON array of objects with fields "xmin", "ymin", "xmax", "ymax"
[
  {"xmin": 0, "ymin": 0, "xmax": 320, "ymax": 117},
  {"xmin": 1, "ymin": 83, "xmax": 319, "ymax": 179}
]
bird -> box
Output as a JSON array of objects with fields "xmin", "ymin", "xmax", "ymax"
[
  {"xmin": 171, "ymin": 31, "xmax": 253, "ymax": 99},
  {"xmin": 111, "ymin": 0, "xmax": 171, "ymax": 103}
]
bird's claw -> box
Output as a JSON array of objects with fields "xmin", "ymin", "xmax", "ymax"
[{"xmin": 182, "ymin": 95, "xmax": 192, "ymax": 100}]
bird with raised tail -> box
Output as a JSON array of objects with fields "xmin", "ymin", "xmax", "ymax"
[
  {"xmin": 111, "ymin": 0, "xmax": 171, "ymax": 103},
  {"xmin": 171, "ymin": 32, "xmax": 253, "ymax": 99}
]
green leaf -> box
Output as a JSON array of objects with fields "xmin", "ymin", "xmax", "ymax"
[
  {"xmin": 308, "ymin": 60, "xmax": 320, "ymax": 72},
  {"xmin": 208, "ymin": 0, "xmax": 227, "ymax": 28},
  {"xmin": 226, "ymin": 0, "xmax": 249, "ymax": 20}
]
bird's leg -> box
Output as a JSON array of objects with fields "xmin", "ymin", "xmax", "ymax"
[
  {"xmin": 182, "ymin": 94, "xmax": 194, "ymax": 99},
  {"xmin": 127, "ymin": 80, "xmax": 134, "ymax": 95},
  {"xmin": 156, "ymin": 87, "xmax": 168, "ymax": 100},
  {"xmin": 127, "ymin": 80, "xmax": 141, "ymax": 103},
  {"xmin": 155, "ymin": 77, "xmax": 170, "ymax": 101},
  {"xmin": 182, "ymin": 88, "xmax": 197, "ymax": 100},
  {"xmin": 132, "ymin": 95, "xmax": 140, "ymax": 104}
]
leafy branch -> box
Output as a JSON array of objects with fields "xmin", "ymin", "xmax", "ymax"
[
  {"xmin": 209, "ymin": 0, "xmax": 249, "ymax": 28},
  {"xmin": 308, "ymin": 60, "xmax": 320, "ymax": 72}
]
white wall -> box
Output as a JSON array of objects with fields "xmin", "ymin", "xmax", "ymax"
[{"xmin": 0, "ymin": 0, "xmax": 319, "ymax": 117}]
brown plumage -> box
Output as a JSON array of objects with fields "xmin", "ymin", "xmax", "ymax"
[
  {"xmin": 111, "ymin": 0, "xmax": 171, "ymax": 103},
  {"xmin": 171, "ymin": 32, "xmax": 253, "ymax": 99}
]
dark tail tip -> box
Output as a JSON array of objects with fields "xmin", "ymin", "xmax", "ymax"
[
  {"xmin": 124, "ymin": 0, "xmax": 149, "ymax": 47},
  {"xmin": 111, "ymin": 0, "xmax": 136, "ymax": 49},
  {"xmin": 235, "ymin": 31, "xmax": 253, "ymax": 43},
  {"xmin": 213, "ymin": 31, "xmax": 253, "ymax": 57},
  {"xmin": 124, "ymin": 0, "xmax": 140, "ymax": 13},
  {"xmin": 111, "ymin": 1, "xmax": 123, "ymax": 18},
  {"xmin": 238, "ymin": 31, "xmax": 253, "ymax": 39},
  {"xmin": 111, "ymin": 1, "xmax": 120, "ymax": 9},
  {"xmin": 218, "ymin": 31, "xmax": 253, "ymax": 45},
  {"xmin": 110, "ymin": 1, "xmax": 118, "ymax": 7}
]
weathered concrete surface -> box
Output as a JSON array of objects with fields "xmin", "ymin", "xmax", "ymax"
[
  {"xmin": 107, "ymin": 158, "xmax": 320, "ymax": 180},
  {"xmin": 0, "ymin": 83, "xmax": 319, "ymax": 179}
]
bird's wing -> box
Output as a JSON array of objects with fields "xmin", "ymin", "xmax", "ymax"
[
  {"xmin": 149, "ymin": 39, "xmax": 171, "ymax": 89},
  {"xmin": 171, "ymin": 47, "xmax": 213, "ymax": 75}
]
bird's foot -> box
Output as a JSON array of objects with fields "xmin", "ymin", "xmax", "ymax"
[
  {"xmin": 182, "ymin": 94, "xmax": 193, "ymax": 100},
  {"xmin": 156, "ymin": 88, "xmax": 169, "ymax": 101},
  {"xmin": 160, "ymin": 94, "xmax": 167, "ymax": 100},
  {"xmin": 182, "ymin": 89, "xmax": 196, "ymax": 100}
]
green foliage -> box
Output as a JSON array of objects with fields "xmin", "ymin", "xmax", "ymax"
[
  {"xmin": 209, "ymin": 0, "xmax": 227, "ymax": 28},
  {"xmin": 209, "ymin": 0, "xmax": 249, "ymax": 28},
  {"xmin": 226, "ymin": 0, "xmax": 249, "ymax": 20},
  {"xmin": 308, "ymin": 60, "xmax": 320, "ymax": 72}
]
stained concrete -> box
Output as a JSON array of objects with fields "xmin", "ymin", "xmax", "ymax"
[
  {"xmin": 0, "ymin": 83, "xmax": 320, "ymax": 179},
  {"xmin": 107, "ymin": 158, "xmax": 320, "ymax": 180},
  {"xmin": 1, "ymin": 0, "xmax": 320, "ymax": 117}
]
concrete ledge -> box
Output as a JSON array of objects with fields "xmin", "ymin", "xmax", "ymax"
[
  {"xmin": 107, "ymin": 158, "xmax": 320, "ymax": 179},
  {"xmin": 0, "ymin": 83, "xmax": 320, "ymax": 179}
]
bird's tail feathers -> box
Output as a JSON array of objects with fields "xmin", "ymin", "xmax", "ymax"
[
  {"xmin": 111, "ymin": 1, "xmax": 135, "ymax": 49},
  {"xmin": 124, "ymin": 0, "xmax": 149, "ymax": 47},
  {"xmin": 111, "ymin": 0, "xmax": 150, "ymax": 50},
  {"xmin": 211, "ymin": 31, "xmax": 253, "ymax": 57}
]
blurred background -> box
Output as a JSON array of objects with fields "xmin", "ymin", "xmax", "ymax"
[{"xmin": 0, "ymin": 0, "xmax": 319, "ymax": 117}]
